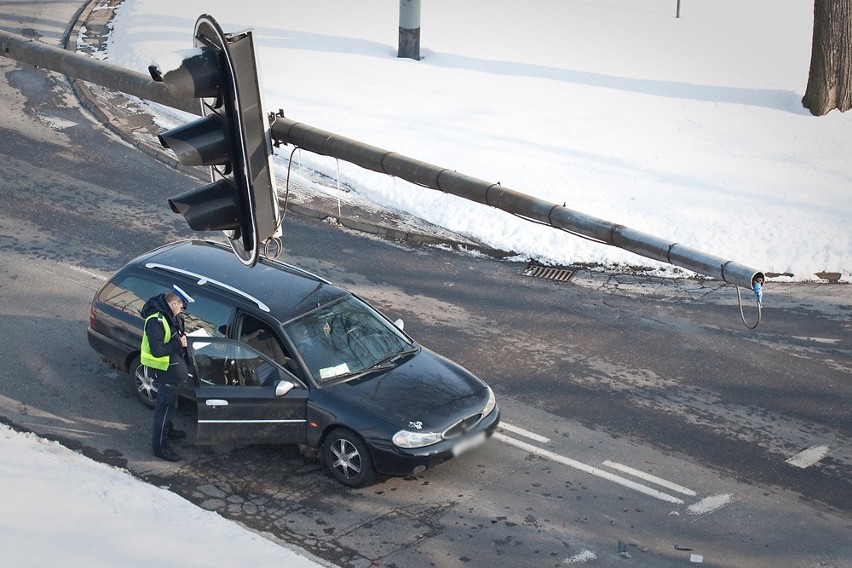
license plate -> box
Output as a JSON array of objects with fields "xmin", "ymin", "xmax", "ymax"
[{"xmin": 452, "ymin": 431, "xmax": 487, "ymax": 457}]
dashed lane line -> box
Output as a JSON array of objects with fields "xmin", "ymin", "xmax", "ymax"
[
  {"xmin": 493, "ymin": 432, "xmax": 684, "ymax": 504},
  {"xmin": 602, "ymin": 460, "xmax": 697, "ymax": 496},
  {"xmin": 498, "ymin": 422, "xmax": 551, "ymax": 444},
  {"xmin": 785, "ymin": 445, "xmax": 830, "ymax": 468},
  {"xmin": 687, "ymin": 494, "xmax": 734, "ymax": 515}
]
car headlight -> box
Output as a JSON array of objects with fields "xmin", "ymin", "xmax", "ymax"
[
  {"xmin": 482, "ymin": 386, "xmax": 496, "ymax": 417},
  {"xmin": 393, "ymin": 429, "xmax": 442, "ymax": 448}
]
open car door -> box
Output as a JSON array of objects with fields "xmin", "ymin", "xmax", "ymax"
[{"xmin": 186, "ymin": 337, "xmax": 308, "ymax": 446}]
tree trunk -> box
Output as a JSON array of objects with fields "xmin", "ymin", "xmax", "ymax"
[{"xmin": 802, "ymin": 0, "xmax": 852, "ymax": 115}]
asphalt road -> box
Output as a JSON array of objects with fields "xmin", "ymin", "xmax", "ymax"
[{"xmin": 1, "ymin": 2, "xmax": 850, "ymax": 567}]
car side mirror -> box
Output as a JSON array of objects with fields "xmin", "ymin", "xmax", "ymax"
[
  {"xmin": 275, "ymin": 380, "xmax": 295, "ymax": 397},
  {"xmin": 394, "ymin": 318, "xmax": 404, "ymax": 331}
]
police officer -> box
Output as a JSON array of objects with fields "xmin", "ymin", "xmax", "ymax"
[{"xmin": 140, "ymin": 285, "xmax": 194, "ymax": 461}]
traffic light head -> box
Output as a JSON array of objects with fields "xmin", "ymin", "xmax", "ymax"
[{"xmin": 150, "ymin": 14, "xmax": 280, "ymax": 267}]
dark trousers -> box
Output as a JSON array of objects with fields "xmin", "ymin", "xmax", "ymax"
[
  {"xmin": 152, "ymin": 381, "xmax": 178, "ymax": 452},
  {"xmin": 151, "ymin": 359, "xmax": 186, "ymax": 452}
]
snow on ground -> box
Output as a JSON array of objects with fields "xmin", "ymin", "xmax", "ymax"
[{"xmin": 0, "ymin": 424, "xmax": 327, "ymax": 568}]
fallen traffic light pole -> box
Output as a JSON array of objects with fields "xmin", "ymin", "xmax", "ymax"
[
  {"xmin": 269, "ymin": 114, "xmax": 765, "ymax": 296},
  {"xmin": 1, "ymin": 18, "xmax": 765, "ymax": 327}
]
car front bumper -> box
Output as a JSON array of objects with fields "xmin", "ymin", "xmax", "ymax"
[{"xmin": 368, "ymin": 406, "xmax": 501, "ymax": 476}]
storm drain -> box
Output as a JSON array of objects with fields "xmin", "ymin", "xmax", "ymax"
[{"xmin": 522, "ymin": 262, "xmax": 576, "ymax": 282}]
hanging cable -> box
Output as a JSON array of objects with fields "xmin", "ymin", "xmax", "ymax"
[
  {"xmin": 281, "ymin": 145, "xmax": 301, "ymax": 223},
  {"xmin": 259, "ymin": 145, "xmax": 301, "ymax": 261},
  {"xmin": 264, "ymin": 236, "xmax": 282, "ymax": 259},
  {"xmin": 335, "ymin": 158, "xmax": 342, "ymax": 218},
  {"xmin": 736, "ymin": 280, "xmax": 762, "ymax": 329}
]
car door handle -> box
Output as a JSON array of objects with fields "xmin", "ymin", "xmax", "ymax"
[{"xmin": 205, "ymin": 399, "xmax": 229, "ymax": 407}]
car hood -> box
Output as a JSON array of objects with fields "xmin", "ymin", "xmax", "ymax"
[{"xmin": 326, "ymin": 347, "xmax": 489, "ymax": 431}]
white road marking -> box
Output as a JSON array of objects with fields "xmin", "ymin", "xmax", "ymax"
[
  {"xmin": 602, "ymin": 460, "xmax": 697, "ymax": 496},
  {"xmin": 499, "ymin": 422, "xmax": 551, "ymax": 444},
  {"xmin": 687, "ymin": 493, "xmax": 733, "ymax": 515},
  {"xmin": 786, "ymin": 445, "xmax": 830, "ymax": 468},
  {"xmin": 494, "ymin": 433, "xmax": 684, "ymax": 504}
]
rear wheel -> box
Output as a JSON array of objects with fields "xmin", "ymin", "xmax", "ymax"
[
  {"xmin": 129, "ymin": 356, "xmax": 157, "ymax": 409},
  {"xmin": 323, "ymin": 428, "xmax": 376, "ymax": 487}
]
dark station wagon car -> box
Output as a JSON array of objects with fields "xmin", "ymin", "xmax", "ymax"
[{"xmin": 87, "ymin": 239, "xmax": 499, "ymax": 486}]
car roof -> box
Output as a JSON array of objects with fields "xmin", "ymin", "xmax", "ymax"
[{"xmin": 129, "ymin": 239, "xmax": 348, "ymax": 323}]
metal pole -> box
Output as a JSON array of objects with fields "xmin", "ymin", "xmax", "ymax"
[
  {"xmin": 270, "ymin": 113, "xmax": 764, "ymax": 290},
  {"xmin": 0, "ymin": 29, "xmax": 197, "ymax": 114},
  {"xmin": 398, "ymin": 0, "xmax": 421, "ymax": 60}
]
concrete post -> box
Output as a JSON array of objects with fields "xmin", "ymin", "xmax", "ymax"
[{"xmin": 398, "ymin": 0, "xmax": 421, "ymax": 60}]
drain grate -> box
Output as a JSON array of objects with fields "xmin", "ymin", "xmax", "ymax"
[{"xmin": 523, "ymin": 262, "xmax": 576, "ymax": 282}]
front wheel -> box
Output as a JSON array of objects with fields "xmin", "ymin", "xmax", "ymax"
[
  {"xmin": 129, "ymin": 356, "xmax": 157, "ymax": 409},
  {"xmin": 322, "ymin": 428, "xmax": 376, "ymax": 487}
]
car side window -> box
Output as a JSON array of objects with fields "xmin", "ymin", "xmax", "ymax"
[
  {"xmin": 98, "ymin": 275, "xmax": 163, "ymax": 317},
  {"xmin": 238, "ymin": 314, "xmax": 305, "ymax": 381},
  {"xmin": 183, "ymin": 294, "xmax": 233, "ymax": 338},
  {"xmin": 189, "ymin": 338, "xmax": 298, "ymax": 388},
  {"xmin": 99, "ymin": 274, "xmax": 232, "ymax": 338}
]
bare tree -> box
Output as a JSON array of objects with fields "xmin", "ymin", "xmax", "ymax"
[{"xmin": 802, "ymin": 0, "xmax": 852, "ymax": 115}]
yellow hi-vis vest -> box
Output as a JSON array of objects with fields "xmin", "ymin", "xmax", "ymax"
[{"xmin": 140, "ymin": 313, "xmax": 171, "ymax": 371}]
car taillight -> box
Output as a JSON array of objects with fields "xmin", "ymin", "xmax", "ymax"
[{"xmin": 88, "ymin": 304, "xmax": 96, "ymax": 329}]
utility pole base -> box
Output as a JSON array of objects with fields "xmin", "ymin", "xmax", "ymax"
[{"xmin": 398, "ymin": 27, "xmax": 420, "ymax": 60}]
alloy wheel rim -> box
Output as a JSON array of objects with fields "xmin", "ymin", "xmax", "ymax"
[
  {"xmin": 331, "ymin": 439, "xmax": 362, "ymax": 479},
  {"xmin": 135, "ymin": 366, "xmax": 157, "ymax": 403}
]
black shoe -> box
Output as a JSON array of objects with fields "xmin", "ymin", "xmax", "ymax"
[
  {"xmin": 154, "ymin": 447, "xmax": 181, "ymax": 462},
  {"xmin": 168, "ymin": 429, "xmax": 186, "ymax": 441}
]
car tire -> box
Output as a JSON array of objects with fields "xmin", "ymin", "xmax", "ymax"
[
  {"xmin": 323, "ymin": 428, "xmax": 376, "ymax": 488},
  {"xmin": 129, "ymin": 355, "xmax": 157, "ymax": 409}
]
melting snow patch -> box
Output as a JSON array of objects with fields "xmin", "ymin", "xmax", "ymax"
[
  {"xmin": 792, "ymin": 336, "xmax": 839, "ymax": 344},
  {"xmin": 565, "ymin": 550, "xmax": 597, "ymax": 564},
  {"xmin": 39, "ymin": 115, "xmax": 77, "ymax": 130}
]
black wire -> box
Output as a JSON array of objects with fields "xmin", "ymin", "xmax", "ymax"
[{"xmin": 281, "ymin": 145, "xmax": 301, "ymax": 223}]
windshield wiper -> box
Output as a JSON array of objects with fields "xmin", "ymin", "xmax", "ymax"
[
  {"xmin": 338, "ymin": 346, "xmax": 419, "ymax": 382},
  {"xmin": 387, "ymin": 345, "xmax": 418, "ymax": 364}
]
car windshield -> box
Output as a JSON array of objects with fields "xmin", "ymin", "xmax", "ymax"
[{"xmin": 284, "ymin": 295, "xmax": 414, "ymax": 383}]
